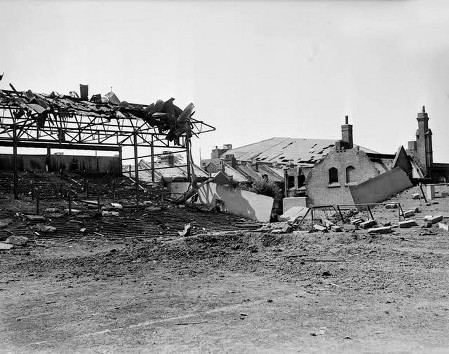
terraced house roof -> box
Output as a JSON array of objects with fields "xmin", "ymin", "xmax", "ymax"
[{"xmin": 222, "ymin": 137, "xmax": 379, "ymax": 165}]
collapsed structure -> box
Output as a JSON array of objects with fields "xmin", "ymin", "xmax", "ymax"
[
  {"xmin": 206, "ymin": 107, "xmax": 449, "ymax": 208},
  {"xmin": 0, "ymin": 83, "xmax": 215, "ymax": 198},
  {"xmin": 1, "ymin": 82, "xmax": 448, "ymax": 222}
]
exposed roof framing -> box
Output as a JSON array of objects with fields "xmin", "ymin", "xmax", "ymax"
[{"xmin": 0, "ymin": 88, "xmax": 215, "ymax": 149}]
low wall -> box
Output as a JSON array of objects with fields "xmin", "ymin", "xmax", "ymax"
[
  {"xmin": 0, "ymin": 154, "xmax": 121, "ymax": 175},
  {"xmin": 349, "ymin": 167, "xmax": 413, "ymax": 204},
  {"xmin": 196, "ymin": 182, "xmax": 274, "ymax": 222}
]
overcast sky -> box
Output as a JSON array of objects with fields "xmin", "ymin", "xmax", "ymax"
[{"xmin": 1, "ymin": 0, "xmax": 449, "ymax": 163}]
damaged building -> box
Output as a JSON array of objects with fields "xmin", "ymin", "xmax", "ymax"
[
  {"xmin": 407, "ymin": 106, "xmax": 449, "ymax": 183},
  {"xmin": 206, "ymin": 107, "xmax": 447, "ymax": 208},
  {"xmin": 0, "ymin": 83, "xmax": 215, "ymax": 198}
]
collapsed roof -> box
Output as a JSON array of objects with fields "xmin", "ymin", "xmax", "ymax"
[
  {"xmin": 221, "ymin": 137, "xmax": 379, "ymax": 166},
  {"xmin": 0, "ymin": 86, "xmax": 214, "ymax": 148}
]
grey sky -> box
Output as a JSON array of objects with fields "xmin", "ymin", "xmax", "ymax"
[{"xmin": 1, "ymin": 0, "xmax": 448, "ymax": 163}]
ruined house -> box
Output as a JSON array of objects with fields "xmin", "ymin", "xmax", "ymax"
[
  {"xmin": 305, "ymin": 116, "xmax": 413, "ymax": 206},
  {"xmin": 203, "ymin": 153, "xmax": 285, "ymax": 188},
  {"xmin": 207, "ymin": 107, "xmax": 446, "ymax": 207},
  {"xmin": 203, "ymin": 120, "xmax": 383, "ymax": 201}
]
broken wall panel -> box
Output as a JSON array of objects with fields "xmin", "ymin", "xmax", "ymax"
[
  {"xmin": 349, "ymin": 167, "xmax": 413, "ymax": 205},
  {"xmin": 196, "ymin": 182, "xmax": 274, "ymax": 222}
]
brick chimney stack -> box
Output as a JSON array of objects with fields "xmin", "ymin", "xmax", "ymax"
[
  {"xmin": 211, "ymin": 144, "xmax": 233, "ymax": 159},
  {"xmin": 415, "ymin": 106, "xmax": 433, "ymax": 177},
  {"xmin": 223, "ymin": 154, "xmax": 237, "ymax": 168},
  {"xmin": 341, "ymin": 115, "xmax": 353, "ymax": 149}
]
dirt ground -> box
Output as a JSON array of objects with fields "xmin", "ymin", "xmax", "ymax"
[{"xmin": 1, "ymin": 185, "xmax": 449, "ymax": 353}]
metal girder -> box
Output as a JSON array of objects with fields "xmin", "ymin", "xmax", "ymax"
[
  {"xmin": 0, "ymin": 88, "xmax": 215, "ymax": 199},
  {"xmin": 0, "ymin": 90, "xmax": 215, "ymax": 150}
]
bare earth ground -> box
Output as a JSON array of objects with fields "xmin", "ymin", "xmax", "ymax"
[{"xmin": 1, "ymin": 185, "xmax": 449, "ymax": 353}]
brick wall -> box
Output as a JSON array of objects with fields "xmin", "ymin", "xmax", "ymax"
[{"xmin": 306, "ymin": 147, "xmax": 380, "ymax": 206}]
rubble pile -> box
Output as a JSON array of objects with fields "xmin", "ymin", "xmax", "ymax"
[
  {"xmin": 0, "ymin": 171, "xmax": 248, "ymax": 249},
  {"xmin": 1, "ymin": 169, "xmax": 449, "ymax": 255}
]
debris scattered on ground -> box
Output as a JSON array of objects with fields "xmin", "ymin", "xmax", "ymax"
[
  {"xmin": 360, "ymin": 220, "xmax": 377, "ymax": 229},
  {"xmin": 0, "ymin": 219, "xmax": 13, "ymax": 228},
  {"xmin": 102, "ymin": 211, "xmax": 120, "ymax": 217},
  {"xmin": 438, "ymin": 223, "xmax": 449, "ymax": 232},
  {"xmin": 269, "ymin": 222, "xmax": 292, "ymax": 234},
  {"xmin": 403, "ymin": 210, "xmax": 415, "ymax": 218},
  {"xmin": 44, "ymin": 208, "xmax": 59, "ymax": 213},
  {"xmin": 368, "ymin": 226, "xmax": 391, "ymax": 234},
  {"xmin": 64, "ymin": 209, "xmax": 81, "ymax": 215},
  {"xmin": 24, "ymin": 215, "xmax": 46, "ymax": 222},
  {"xmin": 110, "ymin": 203, "xmax": 123, "ymax": 209},
  {"xmin": 323, "ymin": 219, "xmax": 334, "ymax": 228},
  {"xmin": 313, "ymin": 224, "xmax": 327, "ymax": 232},
  {"xmin": 179, "ymin": 223, "xmax": 192, "ymax": 237},
  {"xmin": 32, "ymin": 224, "xmax": 57, "ymax": 233},
  {"xmin": 279, "ymin": 206, "xmax": 309, "ymax": 223},
  {"xmin": 5, "ymin": 235, "xmax": 29, "ymax": 246},
  {"xmin": 424, "ymin": 215, "xmax": 443, "ymax": 224},
  {"xmin": 146, "ymin": 206, "xmax": 163, "ymax": 212},
  {"xmin": 47, "ymin": 212, "xmax": 64, "ymax": 218},
  {"xmin": 385, "ymin": 203, "xmax": 398, "ymax": 209},
  {"xmin": 351, "ymin": 218, "xmax": 363, "ymax": 226},
  {"xmin": 399, "ymin": 220, "xmax": 418, "ymax": 228},
  {"xmin": 0, "ymin": 242, "xmax": 13, "ymax": 250},
  {"xmin": 0, "ymin": 179, "xmax": 448, "ymax": 351}
]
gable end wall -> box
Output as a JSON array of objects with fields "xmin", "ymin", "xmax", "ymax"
[{"xmin": 306, "ymin": 148, "xmax": 380, "ymax": 206}]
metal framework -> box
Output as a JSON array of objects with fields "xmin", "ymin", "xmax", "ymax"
[{"xmin": 0, "ymin": 87, "xmax": 215, "ymax": 198}]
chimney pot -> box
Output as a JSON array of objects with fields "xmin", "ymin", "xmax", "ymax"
[{"xmin": 345, "ymin": 115, "xmax": 348, "ymax": 125}]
